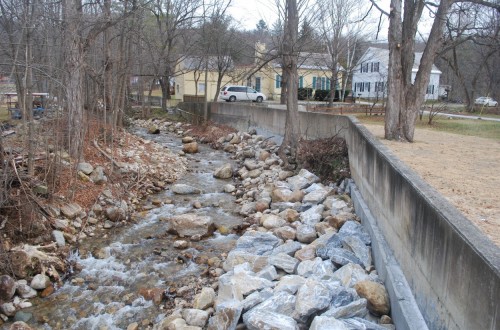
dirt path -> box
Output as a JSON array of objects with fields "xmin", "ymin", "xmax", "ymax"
[{"xmin": 362, "ymin": 124, "xmax": 500, "ymax": 246}]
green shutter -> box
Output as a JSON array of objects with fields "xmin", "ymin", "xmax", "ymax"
[
  {"xmin": 299, "ymin": 76, "xmax": 303, "ymax": 88},
  {"xmin": 312, "ymin": 76, "xmax": 317, "ymax": 89},
  {"xmin": 276, "ymin": 75, "xmax": 281, "ymax": 88},
  {"xmin": 326, "ymin": 78, "xmax": 331, "ymax": 90}
]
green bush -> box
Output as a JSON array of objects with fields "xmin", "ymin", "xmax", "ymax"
[
  {"xmin": 314, "ymin": 89, "xmax": 351, "ymax": 102},
  {"xmin": 298, "ymin": 88, "xmax": 313, "ymax": 100}
]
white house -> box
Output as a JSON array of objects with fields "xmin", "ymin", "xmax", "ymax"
[{"xmin": 352, "ymin": 47, "xmax": 442, "ymax": 100}]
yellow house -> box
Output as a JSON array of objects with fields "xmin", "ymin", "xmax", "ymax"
[{"xmin": 174, "ymin": 45, "xmax": 343, "ymax": 102}]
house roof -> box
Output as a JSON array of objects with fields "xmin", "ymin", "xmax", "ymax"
[
  {"xmin": 179, "ymin": 55, "xmax": 233, "ymax": 71},
  {"xmin": 360, "ymin": 47, "xmax": 441, "ymax": 74},
  {"xmin": 270, "ymin": 52, "xmax": 343, "ymax": 72}
]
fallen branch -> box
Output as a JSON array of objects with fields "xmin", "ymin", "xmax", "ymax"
[{"xmin": 93, "ymin": 139, "xmax": 123, "ymax": 169}]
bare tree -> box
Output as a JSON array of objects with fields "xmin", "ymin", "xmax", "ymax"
[
  {"xmin": 278, "ymin": 0, "xmax": 300, "ymax": 168},
  {"xmin": 371, "ymin": 0, "xmax": 499, "ymax": 141}
]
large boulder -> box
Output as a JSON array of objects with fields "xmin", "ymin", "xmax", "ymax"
[
  {"xmin": 213, "ymin": 163, "xmax": 234, "ymax": 179},
  {"xmin": 183, "ymin": 142, "xmax": 199, "ymax": 154},
  {"xmin": 268, "ymin": 253, "xmax": 299, "ymax": 274},
  {"xmin": 271, "ymin": 188, "xmax": 304, "ymax": 203},
  {"xmin": 171, "ymin": 184, "xmax": 201, "ymax": 195},
  {"xmin": 207, "ymin": 300, "xmax": 242, "ymax": 330},
  {"xmin": 294, "ymin": 278, "xmax": 334, "ymax": 322},
  {"xmin": 233, "ymin": 231, "xmax": 280, "ymax": 255},
  {"xmin": 193, "ymin": 287, "xmax": 216, "ymax": 310},
  {"xmin": 244, "ymin": 309, "xmax": 299, "ymax": 330},
  {"xmin": 287, "ymin": 169, "xmax": 319, "ymax": 190},
  {"xmin": 167, "ymin": 214, "xmax": 214, "ymax": 238},
  {"xmin": 60, "ymin": 203, "xmax": 82, "ymax": 219},
  {"xmin": 354, "ymin": 280, "xmax": 390, "ymax": 316}
]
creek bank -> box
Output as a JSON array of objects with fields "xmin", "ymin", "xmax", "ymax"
[{"xmin": 0, "ymin": 125, "xmax": 188, "ymax": 327}]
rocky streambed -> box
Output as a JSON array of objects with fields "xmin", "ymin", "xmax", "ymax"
[{"xmin": 1, "ymin": 119, "xmax": 395, "ymax": 330}]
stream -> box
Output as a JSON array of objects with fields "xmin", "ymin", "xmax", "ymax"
[{"xmin": 11, "ymin": 128, "xmax": 244, "ymax": 330}]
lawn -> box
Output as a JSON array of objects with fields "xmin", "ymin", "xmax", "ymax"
[{"xmin": 357, "ymin": 114, "xmax": 500, "ymax": 141}]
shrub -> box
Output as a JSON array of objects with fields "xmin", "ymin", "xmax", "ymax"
[
  {"xmin": 314, "ymin": 90, "xmax": 351, "ymax": 102},
  {"xmin": 298, "ymin": 88, "xmax": 313, "ymax": 100}
]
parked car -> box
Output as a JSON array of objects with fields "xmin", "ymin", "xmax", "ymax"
[
  {"xmin": 474, "ymin": 96, "xmax": 498, "ymax": 107},
  {"xmin": 219, "ymin": 86, "xmax": 266, "ymax": 103}
]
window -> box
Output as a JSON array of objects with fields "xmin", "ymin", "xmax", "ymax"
[
  {"xmin": 375, "ymin": 82, "xmax": 385, "ymax": 93},
  {"xmin": 426, "ymin": 85, "xmax": 434, "ymax": 94},
  {"xmin": 198, "ymin": 83, "xmax": 205, "ymax": 93},
  {"xmin": 255, "ymin": 77, "xmax": 261, "ymax": 92},
  {"xmin": 276, "ymin": 74, "xmax": 282, "ymax": 88},
  {"xmin": 246, "ymin": 77, "xmax": 252, "ymax": 87},
  {"xmin": 372, "ymin": 62, "xmax": 379, "ymax": 72},
  {"xmin": 364, "ymin": 82, "xmax": 370, "ymax": 92},
  {"xmin": 355, "ymin": 82, "xmax": 364, "ymax": 92},
  {"xmin": 360, "ymin": 63, "xmax": 369, "ymax": 73}
]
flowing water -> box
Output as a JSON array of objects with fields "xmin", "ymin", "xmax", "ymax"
[{"xmin": 8, "ymin": 128, "xmax": 244, "ymax": 330}]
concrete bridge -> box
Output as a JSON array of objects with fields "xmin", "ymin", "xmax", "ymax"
[{"xmin": 178, "ymin": 101, "xmax": 500, "ymax": 330}]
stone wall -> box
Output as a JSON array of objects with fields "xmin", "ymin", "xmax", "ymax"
[{"xmin": 178, "ymin": 101, "xmax": 500, "ymax": 329}]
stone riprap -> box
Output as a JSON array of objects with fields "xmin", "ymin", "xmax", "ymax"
[{"xmin": 154, "ymin": 126, "xmax": 394, "ymax": 330}]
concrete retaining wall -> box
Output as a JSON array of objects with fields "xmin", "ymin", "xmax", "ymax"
[{"xmin": 179, "ymin": 102, "xmax": 500, "ymax": 329}]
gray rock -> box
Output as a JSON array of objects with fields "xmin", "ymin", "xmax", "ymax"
[
  {"xmin": 224, "ymin": 184, "xmax": 236, "ymax": 193},
  {"xmin": 261, "ymin": 214, "xmax": 286, "ymax": 229},
  {"xmin": 287, "ymin": 169, "xmax": 319, "ymax": 190},
  {"xmin": 105, "ymin": 206, "xmax": 127, "ymax": 222},
  {"xmin": 182, "ymin": 308, "xmax": 209, "ymax": 327},
  {"xmin": 0, "ymin": 275, "xmax": 16, "ymax": 301},
  {"xmin": 296, "ymin": 257, "xmax": 335, "ymax": 279},
  {"xmin": 241, "ymin": 288, "xmax": 274, "ymax": 312},
  {"xmin": 342, "ymin": 317, "xmax": 388, "ymax": 330},
  {"xmin": 182, "ymin": 141, "xmax": 199, "ymax": 154},
  {"xmin": 268, "ymin": 253, "xmax": 299, "ymax": 274},
  {"xmin": 271, "ymin": 241, "xmax": 302, "ymax": 256},
  {"xmin": 270, "ymin": 202, "xmax": 302, "ymax": 212},
  {"xmin": 239, "ymin": 202, "xmax": 257, "ymax": 216},
  {"xmin": 299, "ymin": 204, "xmax": 324, "ymax": 226},
  {"xmin": 30, "ymin": 274, "xmax": 51, "ymax": 290},
  {"xmin": 310, "ymin": 316, "xmax": 349, "ymax": 330},
  {"xmin": 60, "ymin": 203, "xmax": 82, "ymax": 219},
  {"xmin": 243, "ymin": 291, "xmax": 296, "ymax": 320},
  {"xmin": 16, "ymin": 283, "xmax": 37, "ymax": 299},
  {"xmin": 316, "ymin": 235, "xmax": 344, "ymax": 259},
  {"xmin": 77, "ymin": 162, "xmax": 94, "ymax": 175},
  {"xmin": 234, "ymin": 231, "xmax": 280, "ymax": 255},
  {"xmin": 172, "ymin": 184, "xmax": 201, "ymax": 195},
  {"xmin": 257, "ymin": 265, "xmax": 278, "ymax": 281},
  {"xmin": 329, "ymin": 287, "xmax": 358, "ymax": 308},
  {"xmin": 274, "ymin": 275, "xmax": 306, "ymax": 294},
  {"xmin": 325, "ymin": 198, "xmax": 349, "ymax": 214},
  {"xmin": 322, "ymin": 298, "xmax": 368, "ymax": 319},
  {"xmin": 302, "ymin": 184, "xmax": 331, "ymax": 204},
  {"xmin": 329, "ymin": 248, "xmax": 364, "ymax": 267},
  {"xmin": 52, "ymin": 230, "xmax": 66, "ymax": 247},
  {"xmin": 342, "ymin": 236, "xmax": 372, "ymax": 269},
  {"xmin": 213, "ymin": 163, "xmax": 234, "ymax": 179},
  {"xmin": 294, "ymin": 278, "xmax": 334, "ymax": 322},
  {"xmin": 0, "ymin": 302, "xmax": 16, "ymax": 316},
  {"xmin": 168, "ymin": 214, "xmax": 214, "ymax": 238},
  {"xmin": 90, "ymin": 166, "xmax": 107, "ymax": 184},
  {"xmin": 296, "ymin": 224, "xmax": 317, "ymax": 244},
  {"xmin": 52, "ymin": 218, "xmax": 69, "ymax": 230},
  {"xmin": 332, "ymin": 263, "xmax": 370, "ymax": 288},
  {"xmin": 244, "ymin": 309, "xmax": 299, "ymax": 330},
  {"xmin": 229, "ymin": 270, "xmax": 274, "ymax": 296},
  {"xmin": 244, "ymin": 159, "xmax": 261, "ymax": 170},
  {"xmin": 338, "ymin": 221, "xmax": 371, "ymax": 245},
  {"xmin": 208, "ymin": 300, "xmax": 242, "ymax": 330},
  {"xmin": 222, "ymin": 251, "xmax": 269, "ymax": 273}
]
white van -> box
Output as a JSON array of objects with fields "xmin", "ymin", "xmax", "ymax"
[{"xmin": 219, "ymin": 86, "xmax": 266, "ymax": 103}]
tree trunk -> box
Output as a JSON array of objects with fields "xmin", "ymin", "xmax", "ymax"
[
  {"xmin": 385, "ymin": 0, "xmax": 452, "ymax": 142},
  {"xmin": 278, "ymin": 0, "xmax": 300, "ymax": 168},
  {"xmin": 64, "ymin": 0, "xmax": 85, "ymax": 160}
]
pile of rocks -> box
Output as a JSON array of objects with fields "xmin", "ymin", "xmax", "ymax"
[{"xmin": 158, "ymin": 128, "xmax": 394, "ymax": 329}]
